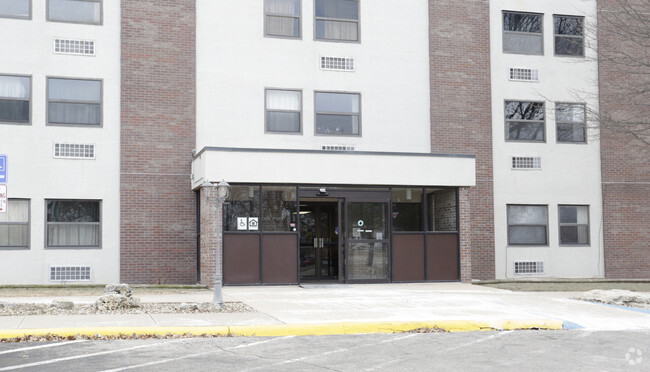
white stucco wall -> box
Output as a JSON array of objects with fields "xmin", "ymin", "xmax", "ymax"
[
  {"xmin": 490, "ymin": 0, "xmax": 603, "ymax": 279},
  {"xmin": 0, "ymin": 0, "xmax": 120, "ymax": 284}
]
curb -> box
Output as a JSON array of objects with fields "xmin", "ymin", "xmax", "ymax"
[{"xmin": 0, "ymin": 320, "xmax": 564, "ymax": 339}]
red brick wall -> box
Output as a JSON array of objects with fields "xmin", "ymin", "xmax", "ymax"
[
  {"xmin": 120, "ymin": 1, "xmax": 197, "ymax": 284},
  {"xmin": 429, "ymin": 0, "xmax": 495, "ymax": 280},
  {"xmin": 598, "ymin": 0, "xmax": 650, "ymax": 278}
]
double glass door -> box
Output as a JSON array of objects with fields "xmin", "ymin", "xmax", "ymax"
[{"xmin": 345, "ymin": 199, "xmax": 389, "ymax": 282}]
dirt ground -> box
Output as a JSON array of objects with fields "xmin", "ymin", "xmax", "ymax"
[
  {"xmin": 0, "ymin": 286, "xmax": 211, "ymax": 297},
  {"xmin": 477, "ymin": 281, "xmax": 650, "ymax": 292}
]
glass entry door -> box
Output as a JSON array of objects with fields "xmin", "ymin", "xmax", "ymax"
[
  {"xmin": 345, "ymin": 199, "xmax": 390, "ymax": 282},
  {"xmin": 299, "ymin": 202, "xmax": 339, "ymax": 281}
]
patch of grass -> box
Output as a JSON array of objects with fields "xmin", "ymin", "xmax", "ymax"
[{"xmin": 476, "ymin": 281, "xmax": 650, "ymax": 292}]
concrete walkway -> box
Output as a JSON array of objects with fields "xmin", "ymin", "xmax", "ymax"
[{"xmin": 2, "ymin": 283, "xmax": 650, "ymax": 338}]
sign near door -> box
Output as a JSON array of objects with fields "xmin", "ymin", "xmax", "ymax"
[
  {"xmin": 0, "ymin": 155, "xmax": 6, "ymax": 183},
  {"xmin": 237, "ymin": 217, "xmax": 259, "ymax": 231}
]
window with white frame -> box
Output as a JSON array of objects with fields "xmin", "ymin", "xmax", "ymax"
[
  {"xmin": 0, "ymin": 199, "xmax": 29, "ymax": 249},
  {"xmin": 556, "ymin": 103, "xmax": 586, "ymax": 143},
  {"xmin": 315, "ymin": 0, "xmax": 359, "ymax": 42},
  {"xmin": 266, "ymin": 89, "xmax": 301, "ymax": 133},
  {"xmin": 559, "ymin": 205, "xmax": 589, "ymax": 245},
  {"xmin": 507, "ymin": 205, "xmax": 548, "ymax": 246},
  {"xmin": 48, "ymin": 0, "xmax": 101, "ymax": 24},
  {"xmin": 48, "ymin": 78, "xmax": 101, "ymax": 126},
  {"xmin": 315, "ymin": 92, "xmax": 360, "ymax": 135},
  {"xmin": 46, "ymin": 200, "xmax": 100, "ymax": 248},
  {"xmin": 265, "ymin": 0, "xmax": 300, "ymax": 38},
  {"xmin": 0, "ymin": 75, "xmax": 30, "ymax": 124},
  {"xmin": 554, "ymin": 15, "xmax": 584, "ymax": 56},
  {"xmin": 0, "ymin": 0, "xmax": 30, "ymax": 19},
  {"xmin": 503, "ymin": 11, "xmax": 543, "ymax": 55},
  {"xmin": 505, "ymin": 101, "xmax": 545, "ymax": 141}
]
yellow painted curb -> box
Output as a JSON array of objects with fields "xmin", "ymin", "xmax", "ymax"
[{"xmin": 0, "ymin": 320, "xmax": 563, "ymax": 339}]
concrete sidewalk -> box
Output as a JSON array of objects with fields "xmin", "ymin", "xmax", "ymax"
[{"xmin": 2, "ymin": 283, "xmax": 650, "ymax": 338}]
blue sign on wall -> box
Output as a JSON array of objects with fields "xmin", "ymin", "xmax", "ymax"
[{"xmin": 0, "ymin": 155, "xmax": 6, "ymax": 184}]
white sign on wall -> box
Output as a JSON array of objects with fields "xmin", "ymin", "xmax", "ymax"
[
  {"xmin": 0, "ymin": 185, "xmax": 6, "ymax": 214},
  {"xmin": 237, "ymin": 217, "xmax": 248, "ymax": 230},
  {"xmin": 248, "ymin": 217, "xmax": 259, "ymax": 231}
]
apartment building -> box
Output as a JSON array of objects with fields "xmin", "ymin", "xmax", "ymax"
[{"xmin": 1, "ymin": 0, "xmax": 647, "ymax": 285}]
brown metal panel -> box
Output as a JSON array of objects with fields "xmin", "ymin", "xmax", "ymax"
[
  {"xmin": 392, "ymin": 234, "xmax": 425, "ymax": 282},
  {"xmin": 426, "ymin": 234, "xmax": 459, "ymax": 281},
  {"xmin": 223, "ymin": 234, "xmax": 260, "ymax": 284},
  {"xmin": 262, "ymin": 234, "xmax": 298, "ymax": 284}
]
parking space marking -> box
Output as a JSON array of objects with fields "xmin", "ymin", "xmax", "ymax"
[{"xmin": 0, "ymin": 341, "xmax": 89, "ymax": 356}]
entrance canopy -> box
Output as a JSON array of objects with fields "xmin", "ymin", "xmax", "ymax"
[{"xmin": 191, "ymin": 147, "xmax": 476, "ymax": 189}]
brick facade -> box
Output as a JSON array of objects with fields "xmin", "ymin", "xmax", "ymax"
[
  {"xmin": 429, "ymin": 0, "xmax": 495, "ymax": 280},
  {"xmin": 120, "ymin": 1, "xmax": 198, "ymax": 283},
  {"xmin": 598, "ymin": 0, "xmax": 650, "ymax": 278}
]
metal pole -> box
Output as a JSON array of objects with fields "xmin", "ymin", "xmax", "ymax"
[{"xmin": 213, "ymin": 193, "xmax": 224, "ymax": 305}]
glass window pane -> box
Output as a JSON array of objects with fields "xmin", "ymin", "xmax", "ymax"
[
  {"xmin": 49, "ymin": 79, "xmax": 101, "ymax": 102},
  {"xmin": 316, "ymin": 114, "xmax": 359, "ymax": 134},
  {"xmin": 557, "ymin": 123, "xmax": 585, "ymax": 142},
  {"xmin": 266, "ymin": 16, "xmax": 299, "ymax": 37},
  {"xmin": 0, "ymin": 76, "xmax": 30, "ymax": 99},
  {"xmin": 261, "ymin": 186, "xmax": 296, "ymax": 232},
  {"xmin": 49, "ymin": 0, "xmax": 100, "ymax": 24},
  {"xmin": 315, "ymin": 92, "xmax": 359, "ymax": 113},
  {"xmin": 224, "ymin": 186, "xmax": 260, "ymax": 231},
  {"xmin": 267, "ymin": 112, "xmax": 300, "ymax": 132},
  {"xmin": 315, "ymin": 0, "xmax": 358, "ymax": 20},
  {"xmin": 560, "ymin": 226, "xmax": 578, "ymax": 244},
  {"xmin": 0, "ymin": 200, "xmax": 28, "ymax": 223},
  {"xmin": 347, "ymin": 242, "xmax": 388, "ymax": 280},
  {"xmin": 0, "ymin": 0, "xmax": 30, "ymax": 18},
  {"xmin": 508, "ymin": 205, "xmax": 547, "ymax": 225},
  {"xmin": 503, "ymin": 33, "xmax": 543, "ymax": 54},
  {"xmin": 504, "ymin": 13, "xmax": 542, "ymax": 33},
  {"xmin": 0, "ymin": 225, "xmax": 28, "ymax": 247},
  {"xmin": 47, "ymin": 201, "xmax": 99, "ymax": 223},
  {"xmin": 47, "ymin": 224, "xmax": 99, "ymax": 246},
  {"xmin": 555, "ymin": 36, "xmax": 583, "ymax": 56},
  {"xmin": 556, "ymin": 104, "xmax": 584, "ymax": 123},
  {"xmin": 49, "ymin": 102, "xmax": 101, "ymax": 125},
  {"xmin": 315, "ymin": 20, "xmax": 358, "ymax": 41},
  {"xmin": 265, "ymin": 0, "xmax": 299, "ymax": 15},
  {"xmin": 392, "ymin": 188, "xmax": 423, "ymax": 232},
  {"xmin": 426, "ymin": 189, "xmax": 457, "ymax": 232},
  {"xmin": 505, "ymin": 101, "xmax": 544, "ymax": 120},
  {"xmin": 0, "ymin": 100, "xmax": 29, "ymax": 123},
  {"xmin": 266, "ymin": 90, "xmax": 300, "ymax": 110},
  {"xmin": 348, "ymin": 202, "xmax": 386, "ymax": 240},
  {"xmin": 508, "ymin": 122, "xmax": 544, "ymax": 141},
  {"xmin": 509, "ymin": 226, "xmax": 547, "ymax": 245},
  {"xmin": 576, "ymin": 206, "xmax": 589, "ymax": 224},
  {"xmin": 559, "ymin": 206, "xmax": 577, "ymax": 223},
  {"xmin": 554, "ymin": 16, "xmax": 583, "ymax": 36}
]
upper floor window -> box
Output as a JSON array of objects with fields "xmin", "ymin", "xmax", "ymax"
[
  {"xmin": 315, "ymin": 91, "xmax": 360, "ymax": 135},
  {"xmin": 0, "ymin": 0, "xmax": 30, "ymax": 19},
  {"xmin": 265, "ymin": 0, "xmax": 300, "ymax": 38},
  {"xmin": 48, "ymin": 0, "xmax": 101, "ymax": 25},
  {"xmin": 0, "ymin": 75, "xmax": 30, "ymax": 125},
  {"xmin": 46, "ymin": 200, "xmax": 101, "ymax": 248},
  {"xmin": 48, "ymin": 78, "xmax": 101, "ymax": 126},
  {"xmin": 266, "ymin": 89, "xmax": 301, "ymax": 133},
  {"xmin": 559, "ymin": 205, "xmax": 589, "ymax": 245},
  {"xmin": 507, "ymin": 205, "xmax": 548, "ymax": 246},
  {"xmin": 505, "ymin": 101, "xmax": 545, "ymax": 142},
  {"xmin": 556, "ymin": 103, "xmax": 586, "ymax": 143},
  {"xmin": 554, "ymin": 15, "xmax": 584, "ymax": 56},
  {"xmin": 503, "ymin": 11, "xmax": 543, "ymax": 55},
  {"xmin": 0, "ymin": 199, "xmax": 30, "ymax": 249},
  {"xmin": 315, "ymin": 0, "xmax": 359, "ymax": 42}
]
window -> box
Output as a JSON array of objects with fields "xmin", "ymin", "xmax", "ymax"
[
  {"xmin": 503, "ymin": 11, "xmax": 543, "ymax": 55},
  {"xmin": 48, "ymin": 0, "xmax": 101, "ymax": 24},
  {"xmin": 0, "ymin": 199, "xmax": 29, "ymax": 249},
  {"xmin": 559, "ymin": 205, "xmax": 589, "ymax": 245},
  {"xmin": 0, "ymin": 0, "xmax": 30, "ymax": 19},
  {"xmin": 556, "ymin": 103, "xmax": 586, "ymax": 143},
  {"xmin": 261, "ymin": 186, "xmax": 297, "ymax": 232},
  {"xmin": 266, "ymin": 89, "xmax": 301, "ymax": 133},
  {"xmin": 0, "ymin": 75, "xmax": 30, "ymax": 124},
  {"xmin": 505, "ymin": 101, "xmax": 545, "ymax": 141},
  {"xmin": 265, "ymin": 0, "xmax": 300, "ymax": 38},
  {"xmin": 48, "ymin": 78, "xmax": 101, "ymax": 126},
  {"xmin": 315, "ymin": 0, "xmax": 359, "ymax": 42},
  {"xmin": 46, "ymin": 200, "xmax": 100, "ymax": 248},
  {"xmin": 507, "ymin": 205, "xmax": 548, "ymax": 245},
  {"xmin": 315, "ymin": 92, "xmax": 360, "ymax": 135},
  {"xmin": 554, "ymin": 15, "xmax": 584, "ymax": 56},
  {"xmin": 224, "ymin": 186, "xmax": 260, "ymax": 232}
]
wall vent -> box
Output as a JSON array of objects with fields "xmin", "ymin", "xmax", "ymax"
[
  {"xmin": 514, "ymin": 261, "xmax": 544, "ymax": 275},
  {"xmin": 322, "ymin": 145, "xmax": 355, "ymax": 151},
  {"xmin": 509, "ymin": 67, "xmax": 539, "ymax": 82},
  {"xmin": 54, "ymin": 38, "xmax": 96, "ymax": 56},
  {"xmin": 512, "ymin": 156, "xmax": 541, "ymax": 170},
  {"xmin": 54, "ymin": 143, "xmax": 95, "ymax": 159},
  {"xmin": 50, "ymin": 266, "xmax": 92, "ymax": 282},
  {"xmin": 321, "ymin": 56, "xmax": 355, "ymax": 72}
]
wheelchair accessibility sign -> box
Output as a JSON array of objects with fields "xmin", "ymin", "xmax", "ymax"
[{"xmin": 0, "ymin": 155, "xmax": 6, "ymax": 184}]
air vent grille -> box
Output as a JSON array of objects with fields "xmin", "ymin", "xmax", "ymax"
[
  {"xmin": 321, "ymin": 56, "xmax": 355, "ymax": 71},
  {"xmin": 509, "ymin": 68, "xmax": 539, "ymax": 82},
  {"xmin": 54, "ymin": 143, "xmax": 95, "ymax": 159},
  {"xmin": 322, "ymin": 145, "xmax": 355, "ymax": 151},
  {"xmin": 54, "ymin": 38, "xmax": 95, "ymax": 56},
  {"xmin": 514, "ymin": 261, "xmax": 544, "ymax": 275},
  {"xmin": 512, "ymin": 156, "xmax": 541, "ymax": 170},
  {"xmin": 50, "ymin": 266, "xmax": 92, "ymax": 281}
]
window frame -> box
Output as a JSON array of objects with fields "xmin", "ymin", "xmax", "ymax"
[
  {"xmin": 264, "ymin": 88, "xmax": 303, "ymax": 134},
  {"xmin": 314, "ymin": 90, "xmax": 361, "ymax": 137},
  {"xmin": 502, "ymin": 11, "xmax": 544, "ymax": 55},
  {"xmin": 0, "ymin": 74, "xmax": 31, "ymax": 125},
  {"xmin": 507, "ymin": 204, "xmax": 549, "ymax": 246},
  {"xmin": 0, "ymin": 199, "xmax": 30, "ymax": 250},
  {"xmin": 46, "ymin": 76, "xmax": 103, "ymax": 127},
  {"xmin": 314, "ymin": 0, "xmax": 360, "ymax": 43},
  {"xmin": 504, "ymin": 100, "xmax": 546, "ymax": 142},
  {"xmin": 558, "ymin": 205, "xmax": 590, "ymax": 246},
  {"xmin": 47, "ymin": 0, "xmax": 102, "ymax": 25},
  {"xmin": 553, "ymin": 14, "xmax": 585, "ymax": 57},
  {"xmin": 45, "ymin": 199, "xmax": 102, "ymax": 249},
  {"xmin": 264, "ymin": 0, "xmax": 302, "ymax": 39},
  {"xmin": 556, "ymin": 102, "xmax": 587, "ymax": 144},
  {"xmin": 0, "ymin": 0, "xmax": 31, "ymax": 20}
]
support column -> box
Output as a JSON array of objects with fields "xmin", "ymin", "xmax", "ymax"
[
  {"xmin": 199, "ymin": 185, "xmax": 220, "ymax": 288},
  {"xmin": 459, "ymin": 187, "xmax": 472, "ymax": 283}
]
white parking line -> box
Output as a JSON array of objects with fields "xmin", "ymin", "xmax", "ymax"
[{"xmin": 0, "ymin": 340, "xmax": 89, "ymax": 356}]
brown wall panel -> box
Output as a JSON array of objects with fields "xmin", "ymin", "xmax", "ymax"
[
  {"xmin": 427, "ymin": 234, "xmax": 459, "ymax": 281},
  {"xmin": 224, "ymin": 234, "xmax": 260, "ymax": 284},
  {"xmin": 262, "ymin": 234, "xmax": 298, "ymax": 284},
  {"xmin": 392, "ymin": 234, "xmax": 426, "ymax": 282}
]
